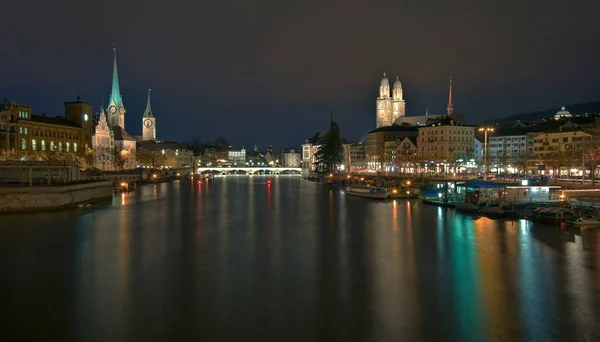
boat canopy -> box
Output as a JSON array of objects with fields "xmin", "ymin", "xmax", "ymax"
[
  {"xmin": 463, "ymin": 181, "xmax": 505, "ymax": 188},
  {"xmin": 422, "ymin": 189, "xmax": 444, "ymax": 196}
]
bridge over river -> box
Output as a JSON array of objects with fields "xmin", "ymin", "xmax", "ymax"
[{"xmin": 196, "ymin": 167, "xmax": 301, "ymax": 175}]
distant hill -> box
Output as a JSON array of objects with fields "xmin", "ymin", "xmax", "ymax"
[{"xmin": 494, "ymin": 101, "xmax": 600, "ymax": 124}]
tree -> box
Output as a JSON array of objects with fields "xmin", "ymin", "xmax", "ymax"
[
  {"xmin": 137, "ymin": 149, "xmax": 165, "ymax": 169},
  {"xmin": 113, "ymin": 147, "xmax": 129, "ymax": 171},
  {"xmin": 583, "ymin": 139, "xmax": 600, "ymax": 183},
  {"xmin": 40, "ymin": 149, "xmax": 58, "ymax": 185},
  {"xmin": 313, "ymin": 121, "xmax": 343, "ymax": 173}
]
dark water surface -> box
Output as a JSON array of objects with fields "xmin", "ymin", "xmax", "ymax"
[{"xmin": 1, "ymin": 176, "xmax": 599, "ymax": 341}]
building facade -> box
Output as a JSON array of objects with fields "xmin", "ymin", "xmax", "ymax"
[
  {"xmin": 388, "ymin": 137, "xmax": 417, "ymax": 173},
  {"xmin": 0, "ymin": 99, "xmax": 94, "ymax": 164},
  {"xmin": 376, "ymin": 73, "xmax": 405, "ymax": 128},
  {"xmin": 228, "ymin": 148, "xmax": 246, "ymax": 165},
  {"xmin": 91, "ymin": 108, "xmax": 114, "ymax": 170},
  {"xmin": 281, "ymin": 148, "xmax": 301, "ymax": 167},
  {"xmin": 342, "ymin": 143, "xmax": 366, "ymax": 172},
  {"xmin": 417, "ymin": 117, "xmax": 475, "ymax": 162},
  {"xmin": 365, "ymin": 125, "xmax": 418, "ymax": 169},
  {"xmin": 301, "ymin": 141, "xmax": 320, "ymax": 176}
]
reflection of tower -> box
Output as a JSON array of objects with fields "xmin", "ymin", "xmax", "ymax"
[
  {"xmin": 107, "ymin": 46, "xmax": 126, "ymax": 128},
  {"xmin": 376, "ymin": 73, "xmax": 392, "ymax": 128},
  {"xmin": 392, "ymin": 76, "xmax": 406, "ymax": 120},
  {"xmin": 142, "ymin": 89, "xmax": 156, "ymax": 141},
  {"xmin": 447, "ymin": 77, "xmax": 454, "ymax": 116}
]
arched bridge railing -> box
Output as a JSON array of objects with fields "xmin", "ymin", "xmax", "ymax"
[{"xmin": 196, "ymin": 167, "xmax": 301, "ymax": 175}]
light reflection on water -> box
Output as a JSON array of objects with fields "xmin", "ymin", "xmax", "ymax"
[{"xmin": 0, "ymin": 177, "xmax": 598, "ymax": 341}]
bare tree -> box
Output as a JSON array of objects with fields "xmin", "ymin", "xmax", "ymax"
[
  {"xmin": 137, "ymin": 149, "xmax": 165, "ymax": 170},
  {"xmin": 40, "ymin": 149, "xmax": 58, "ymax": 185},
  {"xmin": 584, "ymin": 140, "xmax": 600, "ymax": 184}
]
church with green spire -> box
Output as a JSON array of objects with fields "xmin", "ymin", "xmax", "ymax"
[{"xmin": 91, "ymin": 46, "xmax": 137, "ymax": 170}]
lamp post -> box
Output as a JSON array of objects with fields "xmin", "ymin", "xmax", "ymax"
[{"xmin": 478, "ymin": 127, "xmax": 494, "ymax": 180}]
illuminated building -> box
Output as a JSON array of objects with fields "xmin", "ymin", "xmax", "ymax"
[
  {"xmin": 0, "ymin": 99, "xmax": 93, "ymax": 162},
  {"xmin": 142, "ymin": 89, "xmax": 157, "ymax": 141},
  {"xmin": 376, "ymin": 73, "xmax": 405, "ymax": 128}
]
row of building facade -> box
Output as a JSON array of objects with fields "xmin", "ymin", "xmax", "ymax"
[
  {"xmin": 0, "ymin": 47, "xmax": 200, "ymax": 172},
  {"xmin": 301, "ymin": 73, "xmax": 598, "ymax": 177}
]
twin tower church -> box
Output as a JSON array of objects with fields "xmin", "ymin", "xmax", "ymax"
[{"xmin": 92, "ymin": 47, "xmax": 158, "ymax": 170}]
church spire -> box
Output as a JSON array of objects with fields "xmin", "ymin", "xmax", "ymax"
[
  {"xmin": 447, "ymin": 76, "xmax": 454, "ymax": 115},
  {"xmin": 110, "ymin": 45, "xmax": 122, "ymax": 108},
  {"xmin": 143, "ymin": 89, "xmax": 155, "ymax": 118}
]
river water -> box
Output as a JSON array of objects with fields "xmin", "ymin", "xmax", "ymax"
[{"xmin": 1, "ymin": 176, "xmax": 598, "ymax": 341}]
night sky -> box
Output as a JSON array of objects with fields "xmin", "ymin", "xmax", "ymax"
[{"xmin": 1, "ymin": 0, "xmax": 599, "ymax": 149}]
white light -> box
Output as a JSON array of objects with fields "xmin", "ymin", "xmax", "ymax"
[{"xmin": 521, "ymin": 180, "xmax": 529, "ymax": 186}]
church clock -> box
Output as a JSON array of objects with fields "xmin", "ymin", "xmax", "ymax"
[
  {"xmin": 144, "ymin": 119, "xmax": 153, "ymax": 128},
  {"xmin": 119, "ymin": 106, "xmax": 124, "ymax": 115},
  {"xmin": 109, "ymin": 105, "xmax": 117, "ymax": 114}
]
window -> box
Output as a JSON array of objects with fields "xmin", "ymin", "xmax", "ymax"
[
  {"xmin": 32, "ymin": 139, "xmax": 37, "ymax": 150},
  {"xmin": 21, "ymin": 138, "xmax": 26, "ymax": 150},
  {"xmin": 50, "ymin": 141, "xmax": 55, "ymax": 151},
  {"xmin": 58, "ymin": 142, "xmax": 62, "ymax": 152},
  {"xmin": 74, "ymin": 143, "xmax": 78, "ymax": 153},
  {"xmin": 41, "ymin": 140, "xmax": 46, "ymax": 151},
  {"xmin": 19, "ymin": 127, "xmax": 23, "ymax": 134},
  {"xmin": 66, "ymin": 142, "xmax": 70, "ymax": 152}
]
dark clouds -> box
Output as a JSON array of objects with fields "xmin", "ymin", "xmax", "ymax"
[{"xmin": 1, "ymin": 0, "xmax": 599, "ymax": 148}]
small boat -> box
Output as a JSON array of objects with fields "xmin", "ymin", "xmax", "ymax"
[
  {"xmin": 479, "ymin": 202, "xmax": 505, "ymax": 217},
  {"xmin": 345, "ymin": 185, "xmax": 390, "ymax": 199},
  {"xmin": 573, "ymin": 217, "xmax": 600, "ymax": 226},
  {"xmin": 455, "ymin": 203, "xmax": 480, "ymax": 213}
]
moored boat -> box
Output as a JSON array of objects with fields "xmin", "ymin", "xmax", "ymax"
[
  {"xmin": 345, "ymin": 186, "xmax": 390, "ymax": 199},
  {"xmin": 573, "ymin": 217, "xmax": 600, "ymax": 226},
  {"xmin": 455, "ymin": 203, "xmax": 480, "ymax": 213}
]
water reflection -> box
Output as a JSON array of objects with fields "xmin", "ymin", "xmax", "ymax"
[{"xmin": 0, "ymin": 177, "xmax": 599, "ymax": 341}]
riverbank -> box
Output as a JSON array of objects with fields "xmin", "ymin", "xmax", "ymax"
[{"xmin": 0, "ymin": 181, "xmax": 113, "ymax": 213}]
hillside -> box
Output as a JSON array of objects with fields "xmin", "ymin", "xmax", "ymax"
[{"xmin": 494, "ymin": 101, "xmax": 600, "ymax": 124}]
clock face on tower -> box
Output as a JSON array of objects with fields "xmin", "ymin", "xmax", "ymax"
[
  {"xmin": 119, "ymin": 106, "xmax": 124, "ymax": 115},
  {"xmin": 144, "ymin": 119, "xmax": 153, "ymax": 128},
  {"xmin": 109, "ymin": 105, "xmax": 117, "ymax": 114}
]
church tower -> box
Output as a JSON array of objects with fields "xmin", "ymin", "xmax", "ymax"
[
  {"xmin": 392, "ymin": 76, "xmax": 406, "ymax": 121},
  {"xmin": 142, "ymin": 89, "xmax": 156, "ymax": 141},
  {"xmin": 107, "ymin": 46, "xmax": 126, "ymax": 129},
  {"xmin": 447, "ymin": 77, "xmax": 454, "ymax": 116},
  {"xmin": 376, "ymin": 72, "xmax": 393, "ymax": 128}
]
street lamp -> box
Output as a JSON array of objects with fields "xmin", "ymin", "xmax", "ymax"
[{"xmin": 478, "ymin": 127, "xmax": 494, "ymax": 180}]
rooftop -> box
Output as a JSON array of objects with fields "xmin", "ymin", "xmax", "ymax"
[
  {"xmin": 30, "ymin": 114, "xmax": 80, "ymax": 128},
  {"xmin": 368, "ymin": 124, "xmax": 419, "ymax": 134}
]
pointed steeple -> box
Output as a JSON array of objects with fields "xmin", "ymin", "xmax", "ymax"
[
  {"xmin": 143, "ymin": 89, "xmax": 155, "ymax": 118},
  {"xmin": 447, "ymin": 76, "xmax": 454, "ymax": 115},
  {"xmin": 110, "ymin": 45, "xmax": 122, "ymax": 108}
]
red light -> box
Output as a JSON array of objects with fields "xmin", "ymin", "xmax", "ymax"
[{"xmin": 267, "ymin": 180, "xmax": 271, "ymax": 184}]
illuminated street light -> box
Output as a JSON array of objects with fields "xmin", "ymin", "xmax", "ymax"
[{"xmin": 478, "ymin": 127, "xmax": 495, "ymax": 180}]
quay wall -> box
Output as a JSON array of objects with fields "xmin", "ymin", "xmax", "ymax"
[{"xmin": 0, "ymin": 181, "xmax": 113, "ymax": 213}]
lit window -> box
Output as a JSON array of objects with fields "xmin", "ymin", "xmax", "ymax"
[
  {"xmin": 66, "ymin": 142, "xmax": 70, "ymax": 152},
  {"xmin": 74, "ymin": 143, "xmax": 78, "ymax": 153},
  {"xmin": 21, "ymin": 138, "xmax": 26, "ymax": 150},
  {"xmin": 50, "ymin": 141, "xmax": 55, "ymax": 151},
  {"xmin": 41, "ymin": 140, "xmax": 46, "ymax": 151},
  {"xmin": 32, "ymin": 139, "xmax": 37, "ymax": 150},
  {"xmin": 58, "ymin": 142, "xmax": 62, "ymax": 151},
  {"xmin": 24, "ymin": 128, "xmax": 28, "ymax": 135},
  {"xmin": 19, "ymin": 127, "xmax": 22, "ymax": 134}
]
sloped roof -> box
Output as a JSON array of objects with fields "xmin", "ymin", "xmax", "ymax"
[
  {"xmin": 368, "ymin": 124, "xmax": 419, "ymax": 134},
  {"xmin": 111, "ymin": 125, "xmax": 136, "ymax": 141}
]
